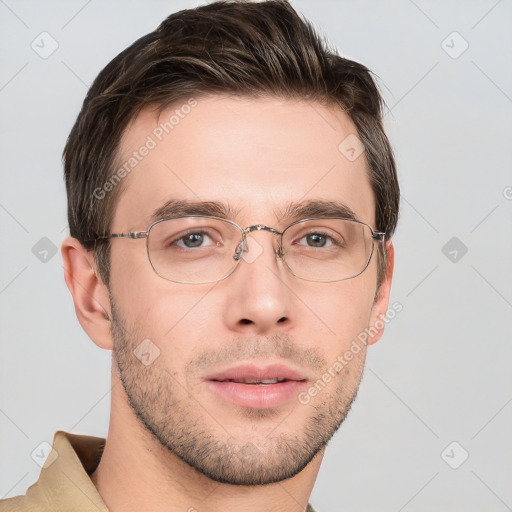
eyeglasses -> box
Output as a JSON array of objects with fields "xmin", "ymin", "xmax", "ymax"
[{"xmin": 88, "ymin": 216, "xmax": 385, "ymax": 284}]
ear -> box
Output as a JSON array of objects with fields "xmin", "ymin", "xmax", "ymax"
[
  {"xmin": 61, "ymin": 237, "xmax": 113, "ymax": 350},
  {"xmin": 367, "ymin": 240, "xmax": 395, "ymax": 346}
]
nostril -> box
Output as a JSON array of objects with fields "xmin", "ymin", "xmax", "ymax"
[
  {"xmin": 240, "ymin": 318, "xmax": 253, "ymax": 325},
  {"xmin": 277, "ymin": 317, "xmax": 287, "ymax": 323}
]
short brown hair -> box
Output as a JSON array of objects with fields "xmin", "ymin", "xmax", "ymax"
[{"xmin": 63, "ymin": 0, "xmax": 399, "ymax": 288}]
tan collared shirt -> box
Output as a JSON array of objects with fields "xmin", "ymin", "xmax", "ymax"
[
  {"xmin": 1, "ymin": 431, "xmax": 317, "ymax": 511},
  {"xmin": 0, "ymin": 431, "xmax": 107, "ymax": 511}
]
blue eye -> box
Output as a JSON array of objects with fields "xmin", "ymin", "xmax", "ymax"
[{"xmin": 171, "ymin": 230, "xmax": 217, "ymax": 249}]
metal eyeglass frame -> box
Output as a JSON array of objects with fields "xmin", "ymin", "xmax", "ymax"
[{"xmin": 87, "ymin": 215, "xmax": 386, "ymax": 284}]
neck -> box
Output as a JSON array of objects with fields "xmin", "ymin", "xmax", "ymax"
[{"xmin": 91, "ymin": 372, "xmax": 322, "ymax": 512}]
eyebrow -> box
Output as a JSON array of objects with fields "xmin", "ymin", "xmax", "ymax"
[
  {"xmin": 149, "ymin": 199, "xmax": 241, "ymax": 223},
  {"xmin": 149, "ymin": 198, "xmax": 358, "ymax": 225},
  {"xmin": 275, "ymin": 199, "xmax": 357, "ymax": 223}
]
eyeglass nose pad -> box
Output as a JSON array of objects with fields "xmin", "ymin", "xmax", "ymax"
[
  {"xmin": 276, "ymin": 240, "xmax": 285, "ymax": 259},
  {"xmin": 233, "ymin": 238, "xmax": 247, "ymax": 261}
]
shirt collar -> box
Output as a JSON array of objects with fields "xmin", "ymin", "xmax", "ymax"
[{"xmin": 18, "ymin": 430, "xmax": 108, "ymax": 511}]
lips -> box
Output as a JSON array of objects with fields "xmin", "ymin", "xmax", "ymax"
[
  {"xmin": 206, "ymin": 363, "xmax": 307, "ymax": 383},
  {"xmin": 204, "ymin": 364, "xmax": 309, "ymax": 409},
  {"xmin": 221, "ymin": 378, "xmax": 286, "ymax": 384}
]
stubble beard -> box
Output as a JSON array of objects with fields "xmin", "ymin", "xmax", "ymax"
[{"xmin": 110, "ymin": 300, "xmax": 366, "ymax": 486}]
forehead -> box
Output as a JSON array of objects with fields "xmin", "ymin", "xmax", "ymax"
[{"xmin": 112, "ymin": 94, "xmax": 375, "ymax": 229}]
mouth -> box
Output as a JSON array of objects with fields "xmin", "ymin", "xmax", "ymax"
[
  {"xmin": 212, "ymin": 378, "xmax": 289, "ymax": 384},
  {"xmin": 204, "ymin": 364, "xmax": 309, "ymax": 409}
]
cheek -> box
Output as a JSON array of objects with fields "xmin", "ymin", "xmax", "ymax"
[
  {"xmin": 305, "ymin": 275, "xmax": 376, "ymax": 353},
  {"xmin": 111, "ymin": 242, "xmax": 191, "ymax": 318},
  {"xmin": 123, "ymin": 290, "xmax": 221, "ymax": 372}
]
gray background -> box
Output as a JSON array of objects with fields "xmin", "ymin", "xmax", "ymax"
[{"xmin": 1, "ymin": 1, "xmax": 511, "ymax": 510}]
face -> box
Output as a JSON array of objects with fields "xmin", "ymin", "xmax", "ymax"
[{"xmin": 106, "ymin": 94, "xmax": 391, "ymax": 485}]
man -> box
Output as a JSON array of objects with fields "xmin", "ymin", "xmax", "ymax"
[{"xmin": 1, "ymin": 0, "xmax": 399, "ymax": 510}]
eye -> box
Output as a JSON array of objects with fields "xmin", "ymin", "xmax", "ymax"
[
  {"xmin": 172, "ymin": 230, "xmax": 217, "ymax": 249},
  {"xmin": 285, "ymin": 221, "xmax": 351, "ymax": 254},
  {"xmin": 298, "ymin": 232, "xmax": 333, "ymax": 248},
  {"xmin": 296, "ymin": 230, "xmax": 346, "ymax": 249}
]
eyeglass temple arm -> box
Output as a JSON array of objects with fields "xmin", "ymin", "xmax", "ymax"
[{"xmin": 91, "ymin": 231, "xmax": 149, "ymax": 241}]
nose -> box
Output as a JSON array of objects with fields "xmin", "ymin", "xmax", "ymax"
[{"xmin": 221, "ymin": 233, "xmax": 292, "ymax": 335}]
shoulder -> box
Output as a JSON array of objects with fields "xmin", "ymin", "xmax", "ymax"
[
  {"xmin": 0, "ymin": 473, "xmax": 57, "ymax": 512},
  {"xmin": 0, "ymin": 493, "xmax": 36, "ymax": 511},
  {"xmin": 0, "ymin": 431, "xmax": 107, "ymax": 512}
]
